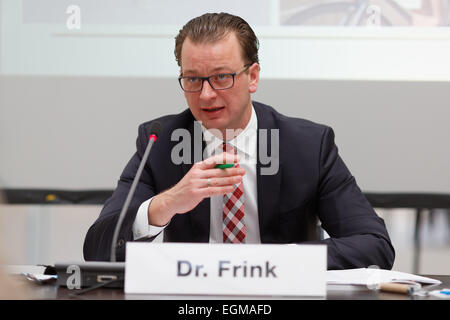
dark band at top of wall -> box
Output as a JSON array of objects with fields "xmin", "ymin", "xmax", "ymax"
[{"xmin": 2, "ymin": 189, "xmax": 450, "ymax": 209}]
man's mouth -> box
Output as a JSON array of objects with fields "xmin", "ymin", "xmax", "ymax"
[{"xmin": 202, "ymin": 106, "xmax": 225, "ymax": 112}]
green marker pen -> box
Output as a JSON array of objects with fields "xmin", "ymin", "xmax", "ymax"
[{"xmin": 214, "ymin": 164, "xmax": 235, "ymax": 169}]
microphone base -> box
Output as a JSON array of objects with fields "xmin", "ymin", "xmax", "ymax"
[{"xmin": 55, "ymin": 261, "xmax": 125, "ymax": 289}]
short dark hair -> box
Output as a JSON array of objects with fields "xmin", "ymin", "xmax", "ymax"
[{"xmin": 174, "ymin": 12, "xmax": 259, "ymax": 67}]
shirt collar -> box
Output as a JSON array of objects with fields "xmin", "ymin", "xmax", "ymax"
[{"xmin": 202, "ymin": 104, "xmax": 257, "ymax": 158}]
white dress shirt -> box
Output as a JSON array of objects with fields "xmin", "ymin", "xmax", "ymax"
[{"xmin": 132, "ymin": 105, "xmax": 260, "ymax": 243}]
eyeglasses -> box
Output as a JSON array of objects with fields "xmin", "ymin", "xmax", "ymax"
[{"xmin": 178, "ymin": 64, "xmax": 251, "ymax": 93}]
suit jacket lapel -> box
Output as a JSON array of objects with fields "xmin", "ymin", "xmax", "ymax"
[{"xmin": 254, "ymin": 103, "xmax": 282, "ymax": 243}]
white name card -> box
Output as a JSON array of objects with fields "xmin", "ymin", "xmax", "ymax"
[{"xmin": 125, "ymin": 243, "xmax": 326, "ymax": 296}]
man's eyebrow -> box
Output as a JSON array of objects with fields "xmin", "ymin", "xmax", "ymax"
[
  {"xmin": 182, "ymin": 66, "xmax": 233, "ymax": 76},
  {"xmin": 210, "ymin": 66, "xmax": 233, "ymax": 73},
  {"xmin": 181, "ymin": 69, "xmax": 197, "ymax": 76}
]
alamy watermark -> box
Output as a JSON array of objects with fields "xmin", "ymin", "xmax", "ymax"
[
  {"xmin": 66, "ymin": 5, "xmax": 81, "ymax": 30},
  {"xmin": 366, "ymin": 265, "xmax": 381, "ymax": 290},
  {"xmin": 170, "ymin": 121, "xmax": 280, "ymax": 176},
  {"xmin": 66, "ymin": 264, "xmax": 81, "ymax": 289},
  {"xmin": 366, "ymin": 4, "xmax": 381, "ymax": 27}
]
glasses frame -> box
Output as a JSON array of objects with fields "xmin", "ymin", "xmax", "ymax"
[{"xmin": 178, "ymin": 64, "xmax": 252, "ymax": 93}]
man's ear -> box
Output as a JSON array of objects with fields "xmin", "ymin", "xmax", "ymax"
[{"xmin": 248, "ymin": 63, "xmax": 259, "ymax": 94}]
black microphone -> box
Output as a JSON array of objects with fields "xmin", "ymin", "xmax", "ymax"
[{"xmin": 110, "ymin": 121, "xmax": 163, "ymax": 262}]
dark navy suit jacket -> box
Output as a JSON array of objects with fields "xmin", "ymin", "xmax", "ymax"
[{"xmin": 83, "ymin": 101, "xmax": 395, "ymax": 269}]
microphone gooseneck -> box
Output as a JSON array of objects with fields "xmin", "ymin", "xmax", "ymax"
[{"xmin": 110, "ymin": 121, "xmax": 162, "ymax": 262}]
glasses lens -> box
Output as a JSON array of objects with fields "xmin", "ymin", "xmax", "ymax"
[
  {"xmin": 210, "ymin": 74, "xmax": 233, "ymax": 90},
  {"xmin": 180, "ymin": 74, "xmax": 235, "ymax": 92},
  {"xmin": 181, "ymin": 77, "xmax": 202, "ymax": 92}
]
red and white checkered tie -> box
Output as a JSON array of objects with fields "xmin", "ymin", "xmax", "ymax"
[{"xmin": 222, "ymin": 143, "xmax": 246, "ymax": 243}]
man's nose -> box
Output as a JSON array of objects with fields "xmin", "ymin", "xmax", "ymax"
[{"xmin": 199, "ymin": 79, "xmax": 217, "ymax": 100}]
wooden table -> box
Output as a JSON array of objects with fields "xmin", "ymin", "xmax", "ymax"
[{"xmin": 13, "ymin": 275, "xmax": 450, "ymax": 300}]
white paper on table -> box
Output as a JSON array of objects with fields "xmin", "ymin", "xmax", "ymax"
[{"xmin": 326, "ymin": 268, "xmax": 441, "ymax": 286}]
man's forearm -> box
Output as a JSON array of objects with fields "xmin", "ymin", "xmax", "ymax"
[
  {"xmin": 147, "ymin": 191, "xmax": 176, "ymax": 227},
  {"xmin": 321, "ymin": 235, "xmax": 395, "ymax": 270}
]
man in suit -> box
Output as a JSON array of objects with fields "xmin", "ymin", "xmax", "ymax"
[{"xmin": 83, "ymin": 13, "xmax": 395, "ymax": 270}]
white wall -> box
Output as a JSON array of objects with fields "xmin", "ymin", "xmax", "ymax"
[
  {"xmin": 1, "ymin": 0, "xmax": 450, "ymax": 192},
  {"xmin": 0, "ymin": 204, "xmax": 100, "ymax": 265},
  {"xmin": 0, "ymin": 204, "xmax": 163, "ymax": 265},
  {"xmin": 2, "ymin": 0, "xmax": 450, "ymax": 79},
  {"xmin": 1, "ymin": 0, "xmax": 449, "ymax": 274},
  {"xmin": 1, "ymin": 76, "xmax": 449, "ymax": 193}
]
